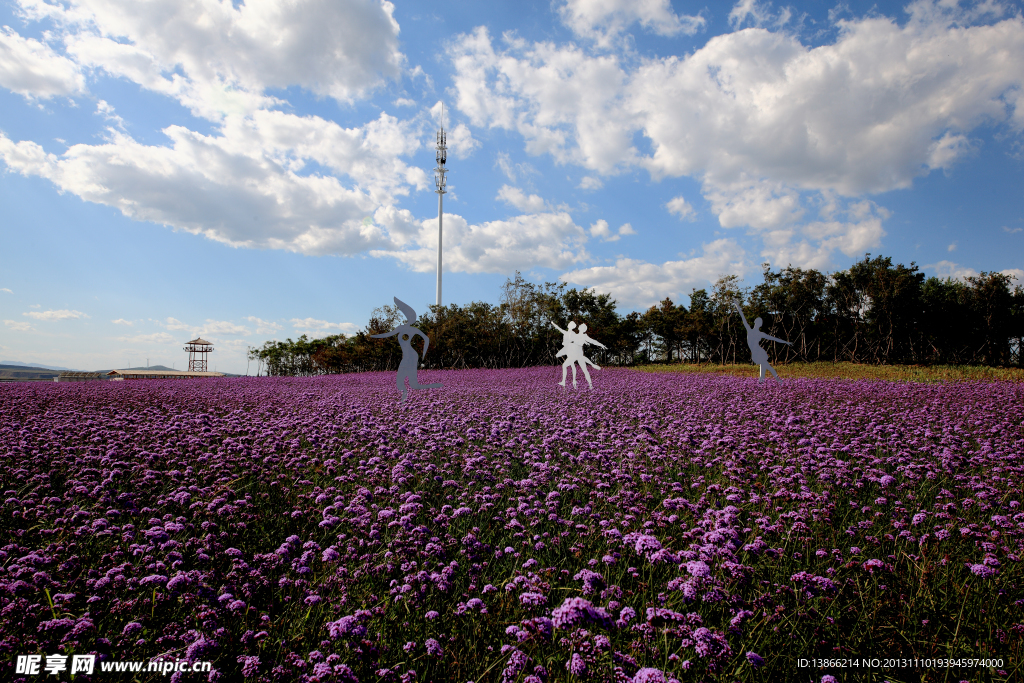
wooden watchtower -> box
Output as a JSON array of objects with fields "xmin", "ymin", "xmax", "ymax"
[{"xmin": 184, "ymin": 338, "xmax": 214, "ymax": 372}]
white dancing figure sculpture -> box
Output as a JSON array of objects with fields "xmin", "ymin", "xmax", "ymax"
[
  {"xmin": 370, "ymin": 297, "xmax": 442, "ymax": 403},
  {"xmin": 550, "ymin": 320, "xmax": 606, "ymax": 389},
  {"xmin": 732, "ymin": 300, "xmax": 792, "ymax": 382}
]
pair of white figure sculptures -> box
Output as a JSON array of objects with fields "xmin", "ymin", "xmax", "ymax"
[
  {"xmin": 552, "ymin": 304, "xmax": 791, "ymax": 386},
  {"xmin": 550, "ymin": 320, "xmax": 606, "ymax": 389},
  {"xmin": 373, "ymin": 296, "xmax": 790, "ymax": 403}
]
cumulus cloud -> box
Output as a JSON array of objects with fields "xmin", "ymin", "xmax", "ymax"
[
  {"xmin": 560, "ymin": 238, "xmax": 747, "ymax": 308},
  {"xmin": 373, "ymin": 211, "xmax": 590, "ymax": 274},
  {"xmin": 246, "ymin": 316, "xmax": 283, "ymax": 335},
  {"xmin": 199, "ymin": 319, "xmax": 250, "ymax": 337},
  {"xmin": 24, "ymin": 0, "xmax": 403, "ymax": 118},
  {"xmin": 926, "ymin": 259, "xmax": 979, "ymax": 280},
  {"xmin": 4, "ymin": 319, "xmax": 34, "ymax": 332},
  {"xmin": 450, "ymin": 27, "xmax": 638, "ymax": 173},
  {"xmin": 449, "ymin": 5, "xmax": 1024, "ymax": 262},
  {"xmin": 447, "ymin": 123, "xmax": 481, "ymax": 159},
  {"xmin": 0, "ymin": 25, "xmax": 86, "ymax": 99},
  {"xmin": 704, "ymin": 178, "xmax": 803, "ymax": 229},
  {"xmin": 628, "ymin": 10, "xmax": 1024, "ymax": 193},
  {"xmin": 494, "ymin": 152, "xmax": 537, "ymax": 183},
  {"xmin": 927, "ymin": 265, "xmax": 1024, "ymax": 285},
  {"xmin": 728, "ymin": 0, "xmax": 795, "ymax": 30},
  {"xmin": 557, "ymin": 0, "xmax": 705, "ymax": 46},
  {"xmin": 760, "ymin": 199, "xmax": 888, "ymax": 270},
  {"xmin": 666, "ymin": 196, "xmax": 696, "ymax": 220},
  {"xmin": 290, "ymin": 318, "xmax": 359, "ymax": 335},
  {"xmin": 0, "ymin": 110, "xmax": 427, "ymax": 255},
  {"xmin": 1003, "ymin": 267, "xmax": 1024, "ymax": 284},
  {"xmin": 23, "ymin": 309, "xmax": 88, "ymax": 320},
  {"xmin": 588, "ymin": 219, "xmax": 634, "ymax": 242},
  {"xmin": 0, "ymin": 0, "xmax": 431, "ymax": 260},
  {"xmin": 162, "ymin": 317, "xmax": 193, "ymax": 331},
  {"xmin": 1, "ymin": 288, "xmax": 12, "ymax": 294},
  {"xmin": 497, "ymin": 185, "xmax": 547, "ymax": 213},
  {"xmin": 111, "ymin": 318, "xmax": 132, "ymax": 325},
  {"xmin": 578, "ymin": 176, "xmax": 603, "ymax": 190}
]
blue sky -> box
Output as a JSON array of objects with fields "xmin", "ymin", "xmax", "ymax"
[{"xmin": 1, "ymin": 0, "xmax": 1023, "ymax": 373}]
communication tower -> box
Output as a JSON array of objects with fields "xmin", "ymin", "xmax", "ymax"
[{"xmin": 434, "ymin": 104, "xmax": 448, "ymax": 308}]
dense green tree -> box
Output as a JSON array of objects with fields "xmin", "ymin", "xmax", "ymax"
[
  {"xmin": 249, "ymin": 259, "xmax": 1023, "ymax": 374},
  {"xmin": 750, "ymin": 264, "xmax": 828, "ymax": 362}
]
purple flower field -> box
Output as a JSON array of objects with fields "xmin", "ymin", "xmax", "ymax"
[{"xmin": 2, "ymin": 368, "xmax": 1022, "ymax": 682}]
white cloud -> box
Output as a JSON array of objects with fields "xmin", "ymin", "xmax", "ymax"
[
  {"xmin": 394, "ymin": 97, "xmax": 417, "ymax": 107},
  {"xmin": 116, "ymin": 331, "xmax": 175, "ymax": 344},
  {"xmin": 372, "ymin": 205, "xmax": 423, "ymax": 248},
  {"xmin": 898, "ymin": 263, "xmax": 1022, "ymax": 285},
  {"xmin": 630, "ymin": 10, "xmax": 1024, "ymax": 193},
  {"xmin": 290, "ymin": 318, "xmax": 359, "ymax": 335},
  {"xmin": 760, "ymin": 199, "xmax": 888, "ymax": 269},
  {"xmin": 589, "ymin": 219, "xmax": 611, "ymax": 240},
  {"xmin": 666, "ymin": 196, "xmax": 696, "ymax": 220},
  {"xmin": 497, "ymin": 185, "xmax": 547, "ymax": 213},
  {"xmin": 560, "ymin": 238, "xmax": 748, "ymax": 308},
  {"xmin": 111, "ymin": 318, "xmax": 132, "ymax": 325},
  {"xmin": 926, "ymin": 259, "xmax": 979, "ymax": 280},
  {"xmin": 578, "ymin": 175, "xmax": 603, "ymax": 190},
  {"xmin": 728, "ymin": 0, "xmax": 795, "ymax": 30},
  {"xmin": 0, "ymin": 1, "xmax": 433, "ymax": 262},
  {"xmin": 372, "ymin": 211, "xmax": 590, "ymax": 274},
  {"xmin": 23, "ymin": 309, "xmax": 88, "ymax": 320},
  {"xmin": 246, "ymin": 316, "xmax": 283, "ymax": 335},
  {"xmin": 0, "ymin": 25, "xmax": 86, "ymax": 99},
  {"xmin": 447, "ymin": 123, "xmax": 480, "ymax": 160},
  {"xmin": 28, "ymin": 0, "xmax": 403, "ymax": 119},
  {"xmin": 557, "ymin": 0, "xmax": 705, "ymax": 47},
  {"xmin": 95, "ymin": 99, "xmax": 126, "ymax": 130},
  {"xmin": 450, "ymin": 27, "xmax": 637, "ymax": 174},
  {"xmin": 704, "ymin": 178, "xmax": 803, "ymax": 229},
  {"xmin": 4, "ymin": 319, "xmax": 34, "ymax": 332},
  {"xmin": 589, "ymin": 219, "xmax": 635, "ymax": 242},
  {"xmin": 948, "ymin": 241, "xmax": 958, "ymax": 252},
  {"xmin": 449, "ymin": 6, "xmax": 1024, "ymax": 260},
  {"xmin": 0, "ymin": 288, "xmax": 12, "ymax": 294},
  {"xmin": 1002, "ymin": 268, "xmax": 1024, "ymax": 284},
  {"xmin": 1003, "ymin": 225, "xmax": 1023, "ymax": 234},
  {"xmin": 0, "ymin": 109, "xmax": 427, "ymax": 256},
  {"xmin": 494, "ymin": 152, "xmax": 536, "ymax": 183},
  {"xmin": 163, "ymin": 317, "xmax": 193, "ymax": 331},
  {"xmin": 199, "ymin": 319, "xmax": 250, "ymax": 337}
]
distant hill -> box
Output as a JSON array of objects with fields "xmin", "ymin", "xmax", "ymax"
[
  {"xmin": 0, "ymin": 360, "xmax": 80, "ymax": 371},
  {"xmin": 1, "ymin": 363, "xmax": 241, "ymax": 380},
  {"xmin": 92, "ymin": 365, "xmax": 182, "ymax": 373},
  {"xmin": 0, "ymin": 364, "xmax": 62, "ymax": 380}
]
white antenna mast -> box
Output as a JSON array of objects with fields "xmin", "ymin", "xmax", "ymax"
[{"xmin": 434, "ymin": 103, "xmax": 448, "ymax": 309}]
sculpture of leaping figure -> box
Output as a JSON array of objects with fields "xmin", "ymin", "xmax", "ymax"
[
  {"xmin": 370, "ymin": 297, "xmax": 442, "ymax": 403},
  {"xmin": 732, "ymin": 300, "xmax": 792, "ymax": 382},
  {"xmin": 550, "ymin": 320, "xmax": 606, "ymax": 389}
]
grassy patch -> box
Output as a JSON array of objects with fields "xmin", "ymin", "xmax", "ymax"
[{"xmin": 636, "ymin": 361, "xmax": 1024, "ymax": 383}]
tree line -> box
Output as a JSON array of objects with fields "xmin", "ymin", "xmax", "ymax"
[{"xmin": 248, "ymin": 254, "xmax": 1024, "ymax": 376}]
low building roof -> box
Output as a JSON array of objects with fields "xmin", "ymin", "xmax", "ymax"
[{"xmin": 106, "ymin": 369, "xmax": 225, "ymax": 378}]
